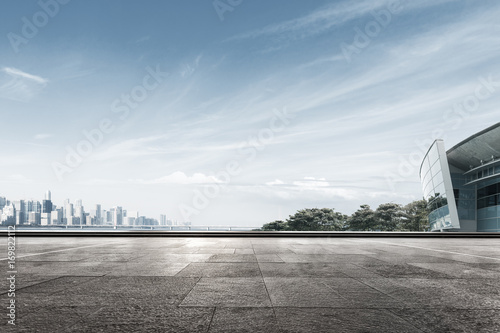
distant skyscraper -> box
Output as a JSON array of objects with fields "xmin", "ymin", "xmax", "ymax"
[
  {"xmin": 105, "ymin": 210, "xmax": 112, "ymax": 225},
  {"xmin": 42, "ymin": 199, "xmax": 52, "ymax": 213},
  {"xmin": 0, "ymin": 197, "xmax": 7, "ymax": 211},
  {"xmin": 26, "ymin": 200, "xmax": 41, "ymax": 214},
  {"xmin": 160, "ymin": 214, "xmax": 167, "ymax": 226},
  {"xmin": 64, "ymin": 200, "xmax": 73, "ymax": 219},
  {"xmin": 75, "ymin": 206, "xmax": 84, "ymax": 225},
  {"xmin": 95, "ymin": 204, "xmax": 102, "ymax": 225},
  {"xmin": 125, "ymin": 210, "xmax": 138, "ymax": 226},
  {"xmin": 67, "ymin": 216, "xmax": 78, "ymax": 225},
  {"xmin": 28, "ymin": 211, "xmax": 41, "ymax": 225},
  {"xmin": 1, "ymin": 204, "xmax": 15, "ymax": 225},
  {"xmin": 41, "ymin": 190, "xmax": 53, "ymax": 225},
  {"xmin": 113, "ymin": 206, "xmax": 123, "ymax": 226},
  {"xmin": 13, "ymin": 200, "xmax": 25, "ymax": 225},
  {"xmin": 41, "ymin": 213, "xmax": 51, "ymax": 226},
  {"xmin": 75, "ymin": 199, "xmax": 84, "ymax": 225},
  {"xmin": 51, "ymin": 208, "xmax": 63, "ymax": 225}
]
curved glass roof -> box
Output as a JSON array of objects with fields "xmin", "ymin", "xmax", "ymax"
[{"xmin": 447, "ymin": 123, "xmax": 500, "ymax": 171}]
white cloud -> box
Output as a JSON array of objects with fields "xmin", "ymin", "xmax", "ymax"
[
  {"xmin": 3, "ymin": 67, "xmax": 48, "ymax": 84},
  {"xmin": 266, "ymin": 179, "xmax": 285, "ymax": 186},
  {"xmin": 0, "ymin": 67, "xmax": 48, "ymax": 102},
  {"xmin": 298, "ymin": 55, "xmax": 345, "ymax": 69},
  {"xmin": 0, "ymin": 174, "xmax": 32, "ymax": 184},
  {"xmin": 180, "ymin": 64, "xmax": 195, "ymax": 78},
  {"xmin": 138, "ymin": 172, "xmax": 225, "ymax": 185},
  {"xmin": 34, "ymin": 133, "xmax": 53, "ymax": 140},
  {"xmin": 293, "ymin": 177, "xmax": 330, "ymax": 188},
  {"xmin": 180, "ymin": 54, "xmax": 203, "ymax": 78},
  {"xmin": 259, "ymin": 177, "xmax": 359, "ymax": 200},
  {"xmin": 227, "ymin": 0, "xmax": 458, "ymax": 44}
]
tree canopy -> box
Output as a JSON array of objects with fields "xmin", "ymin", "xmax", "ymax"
[
  {"xmin": 259, "ymin": 199, "xmax": 429, "ymax": 232},
  {"xmin": 287, "ymin": 208, "xmax": 348, "ymax": 231}
]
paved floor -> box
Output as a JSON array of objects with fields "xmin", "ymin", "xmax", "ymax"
[{"xmin": 1, "ymin": 237, "xmax": 500, "ymax": 332}]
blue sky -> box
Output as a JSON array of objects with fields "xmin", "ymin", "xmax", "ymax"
[{"xmin": 1, "ymin": 0, "xmax": 500, "ymax": 226}]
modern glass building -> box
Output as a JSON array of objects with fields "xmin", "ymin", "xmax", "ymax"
[{"xmin": 420, "ymin": 123, "xmax": 500, "ymax": 232}]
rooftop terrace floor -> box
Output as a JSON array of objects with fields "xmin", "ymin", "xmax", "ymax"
[{"xmin": 1, "ymin": 236, "xmax": 500, "ymax": 332}]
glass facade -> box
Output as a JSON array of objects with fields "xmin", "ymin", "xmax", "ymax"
[
  {"xmin": 451, "ymin": 173, "xmax": 476, "ymax": 221},
  {"xmin": 420, "ymin": 124, "xmax": 500, "ymax": 232},
  {"xmin": 465, "ymin": 165, "xmax": 500, "ymax": 184},
  {"xmin": 420, "ymin": 140, "xmax": 459, "ymax": 231},
  {"xmin": 476, "ymin": 176, "xmax": 500, "ymax": 232}
]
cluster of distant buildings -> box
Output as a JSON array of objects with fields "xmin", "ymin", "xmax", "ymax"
[{"xmin": 0, "ymin": 191, "xmax": 189, "ymax": 227}]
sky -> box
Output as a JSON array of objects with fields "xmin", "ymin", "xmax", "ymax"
[{"xmin": 1, "ymin": 0, "xmax": 500, "ymax": 227}]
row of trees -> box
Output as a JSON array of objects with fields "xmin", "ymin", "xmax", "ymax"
[{"xmin": 260, "ymin": 200, "xmax": 429, "ymax": 232}]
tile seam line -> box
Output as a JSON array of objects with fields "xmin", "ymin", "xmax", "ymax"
[
  {"xmin": 206, "ymin": 307, "xmax": 217, "ymax": 333},
  {"xmin": 0, "ymin": 240, "xmax": 127, "ymax": 261},
  {"xmin": 348, "ymin": 273, "xmax": 426, "ymax": 332},
  {"xmin": 363, "ymin": 240, "xmax": 500, "ymax": 262},
  {"xmin": 257, "ymin": 260, "xmax": 282, "ymax": 332},
  {"xmin": 385, "ymin": 308, "xmax": 427, "ymax": 333}
]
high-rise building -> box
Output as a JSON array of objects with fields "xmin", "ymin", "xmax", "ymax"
[
  {"xmin": 41, "ymin": 213, "xmax": 51, "ymax": 226},
  {"xmin": 125, "ymin": 210, "xmax": 138, "ymax": 226},
  {"xmin": 1, "ymin": 204, "xmax": 15, "ymax": 225},
  {"xmin": 13, "ymin": 200, "xmax": 25, "ymax": 225},
  {"xmin": 113, "ymin": 206, "xmax": 123, "ymax": 226},
  {"xmin": 67, "ymin": 216, "xmax": 78, "ymax": 225},
  {"xmin": 64, "ymin": 200, "xmax": 73, "ymax": 220},
  {"xmin": 42, "ymin": 199, "xmax": 53, "ymax": 213},
  {"xmin": 105, "ymin": 210, "xmax": 112, "ymax": 225},
  {"xmin": 75, "ymin": 200, "xmax": 85, "ymax": 225},
  {"xmin": 51, "ymin": 208, "xmax": 63, "ymax": 225},
  {"xmin": 0, "ymin": 197, "xmax": 7, "ymax": 211},
  {"xmin": 42, "ymin": 190, "xmax": 53, "ymax": 214},
  {"xmin": 95, "ymin": 204, "xmax": 102, "ymax": 225},
  {"xmin": 25, "ymin": 200, "xmax": 41, "ymax": 224},
  {"xmin": 160, "ymin": 214, "xmax": 167, "ymax": 226},
  {"xmin": 41, "ymin": 191, "xmax": 52, "ymax": 225},
  {"xmin": 28, "ymin": 211, "xmax": 41, "ymax": 225}
]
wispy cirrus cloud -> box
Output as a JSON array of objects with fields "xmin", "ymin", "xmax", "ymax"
[
  {"xmin": 0, "ymin": 174, "xmax": 33, "ymax": 184},
  {"xmin": 34, "ymin": 133, "xmax": 53, "ymax": 140},
  {"xmin": 226, "ymin": 0, "xmax": 385, "ymax": 42},
  {"xmin": 133, "ymin": 172, "xmax": 224, "ymax": 185},
  {"xmin": 0, "ymin": 67, "xmax": 48, "ymax": 102},
  {"xmin": 180, "ymin": 54, "xmax": 203, "ymax": 78},
  {"xmin": 227, "ymin": 0, "xmax": 458, "ymax": 44},
  {"xmin": 3, "ymin": 67, "xmax": 47, "ymax": 84}
]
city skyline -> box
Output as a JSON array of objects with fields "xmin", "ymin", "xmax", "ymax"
[
  {"xmin": 0, "ymin": 190, "xmax": 183, "ymax": 227},
  {"xmin": 1, "ymin": 1, "xmax": 500, "ymax": 226}
]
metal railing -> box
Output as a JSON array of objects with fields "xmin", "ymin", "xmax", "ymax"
[{"xmin": 0, "ymin": 224, "xmax": 261, "ymax": 231}]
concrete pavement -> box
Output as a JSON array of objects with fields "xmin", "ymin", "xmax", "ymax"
[{"xmin": 1, "ymin": 236, "xmax": 500, "ymax": 332}]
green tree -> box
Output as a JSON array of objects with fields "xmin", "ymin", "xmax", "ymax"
[
  {"xmin": 286, "ymin": 208, "xmax": 347, "ymax": 231},
  {"xmin": 402, "ymin": 199, "xmax": 429, "ymax": 231},
  {"xmin": 347, "ymin": 204, "xmax": 376, "ymax": 231},
  {"xmin": 374, "ymin": 203, "xmax": 404, "ymax": 231},
  {"xmin": 261, "ymin": 220, "xmax": 288, "ymax": 231}
]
